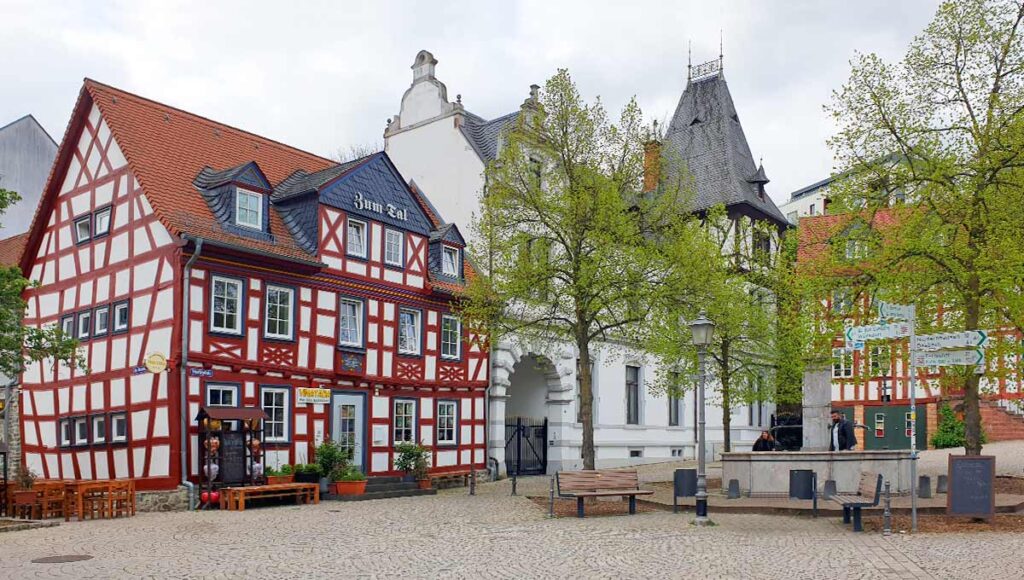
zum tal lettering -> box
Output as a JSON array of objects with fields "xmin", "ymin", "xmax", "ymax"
[{"xmin": 353, "ymin": 192, "xmax": 408, "ymax": 221}]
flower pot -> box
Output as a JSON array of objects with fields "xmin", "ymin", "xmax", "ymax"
[
  {"xmin": 331, "ymin": 480, "xmax": 367, "ymax": 495},
  {"xmin": 417, "ymin": 478, "xmax": 432, "ymax": 490},
  {"xmin": 13, "ymin": 490, "xmax": 37, "ymax": 506},
  {"xmin": 266, "ymin": 475, "xmax": 294, "ymax": 485}
]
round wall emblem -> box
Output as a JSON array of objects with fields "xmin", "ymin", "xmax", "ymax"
[{"xmin": 145, "ymin": 352, "xmax": 168, "ymax": 374}]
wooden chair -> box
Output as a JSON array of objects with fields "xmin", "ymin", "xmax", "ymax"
[
  {"xmin": 109, "ymin": 480, "xmax": 134, "ymax": 518},
  {"xmin": 39, "ymin": 483, "xmax": 65, "ymax": 519},
  {"xmin": 80, "ymin": 482, "xmax": 111, "ymax": 520}
]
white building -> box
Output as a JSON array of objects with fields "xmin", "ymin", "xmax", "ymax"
[
  {"xmin": 779, "ymin": 176, "xmax": 834, "ymax": 224},
  {"xmin": 385, "ymin": 51, "xmax": 777, "ymax": 473}
]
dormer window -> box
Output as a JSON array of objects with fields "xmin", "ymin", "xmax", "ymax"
[
  {"xmin": 235, "ymin": 189, "xmax": 263, "ymax": 229},
  {"xmin": 442, "ymin": 245, "xmax": 460, "ymax": 277},
  {"xmin": 347, "ymin": 218, "xmax": 367, "ymax": 259}
]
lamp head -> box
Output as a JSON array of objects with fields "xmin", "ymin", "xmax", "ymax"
[{"xmin": 688, "ymin": 310, "xmax": 715, "ymax": 347}]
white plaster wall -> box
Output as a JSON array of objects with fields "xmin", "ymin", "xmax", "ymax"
[{"xmin": 779, "ymin": 188, "xmax": 828, "ymax": 223}]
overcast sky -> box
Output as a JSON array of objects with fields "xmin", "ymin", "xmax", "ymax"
[{"xmin": 1, "ymin": 0, "xmax": 940, "ymax": 206}]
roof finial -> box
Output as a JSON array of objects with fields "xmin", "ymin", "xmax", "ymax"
[
  {"xmin": 687, "ymin": 40, "xmax": 692, "ymax": 82},
  {"xmin": 719, "ymin": 30, "xmax": 724, "ymax": 72}
]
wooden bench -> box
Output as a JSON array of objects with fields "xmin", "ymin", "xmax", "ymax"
[
  {"xmin": 219, "ymin": 483, "xmax": 319, "ymax": 511},
  {"xmin": 830, "ymin": 473, "xmax": 883, "ymax": 532},
  {"xmin": 430, "ymin": 469, "xmax": 474, "ymax": 489},
  {"xmin": 556, "ymin": 468, "xmax": 653, "ymax": 518}
]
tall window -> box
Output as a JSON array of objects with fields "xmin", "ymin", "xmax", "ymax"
[
  {"xmin": 440, "ymin": 316, "xmax": 460, "ymax": 359},
  {"xmin": 235, "ymin": 189, "xmax": 262, "ymax": 229},
  {"xmin": 211, "ymin": 276, "xmax": 243, "ymax": 334},
  {"xmin": 668, "ymin": 372, "xmax": 680, "ymax": 427},
  {"xmin": 338, "ymin": 298, "xmax": 363, "ymax": 347},
  {"xmin": 398, "ymin": 309, "xmax": 421, "ymax": 355},
  {"xmin": 393, "ymin": 400, "xmax": 416, "ymax": 444},
  {"xmin": 94, "ymin": 207, "xmax": 112, "ymax": 237},
  {"xmin": 832, "ymin": 348, "xmax": 854, "ymax": 378},
  {"xmin": 384, "ymin": 229, "xmax": 403, "ymax": 267},
  {"xmin": 347, "ymin": 219, "xmax": 367, "ymax": 258},
  {"xmin": 442, "ymin": 246, "xmax": 459, "ymax": 276},
  {"xmin": 264, "ymin": 285, "xmax": 294, "ymax": 340},
  {"xmin": 206, "ymin": 384, "xmax": 238, "ymax": 407},
  {"xmin": 436, "ymin": 401, "xmax": 457, "ymax": 445},
  {"xmin": 261, "ymin": 387, "xmax": 289, "ymax": 442},
  {"xmin": 626, "ymin": 365, "xmax": 640, "ymax": 425}
]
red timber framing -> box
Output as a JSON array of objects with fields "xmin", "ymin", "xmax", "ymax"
[{"xmin": 11, "ymin": 80, "xmax": 487, "ymax": 491}]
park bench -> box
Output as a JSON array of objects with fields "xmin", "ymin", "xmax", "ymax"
[
  {"xmin": 830, "ymin": 472, "xmax": 883, "ymax": 532},
  {"xmin": 219, "ymin": 483, "xmax": 319, "ymax": 511},
  {"xmin": 556, "ymin": 468, "xmax": 653, "ymax": 518}
]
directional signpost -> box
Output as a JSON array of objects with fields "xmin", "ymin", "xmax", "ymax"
[
  {"xmin": 845, "ymin": 322, "xmax": 912, "ymax": 344},
  {"xmin": 914, "ymin": 330, "xmax": 989, "ymax": 352},
  {"xmin": 913, "ymin": 348, "xmax": 985, "ymax": 368}
]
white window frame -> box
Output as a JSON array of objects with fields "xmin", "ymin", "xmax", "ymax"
[
  {"xmin": 60, "ymin": 315, "xmax": 74, "ymax": 337},
  {"xmin": 77, "ymin": 311, "xmax": 92, "ymax": 340},
  {"xmin": 235, "ymin": 188, "xmax": 263, "ymax": 229},
  {"xmin": 436, "ymin": 400, "xmax": 457, "ymax": 445},
  {"xmin": 74, "ymin": 215, "xmax": 92, "ymax": 243},
  {"xmin": 74, "ymin": 417, "xmax": 89, "ymax": 446},
  {"xmin": 206, "ymin": 384, "xmax": 238, "ymax": 407},
  {"xmin": 94, "ymin": 206, "xmax": 112, "ymax": 237},
  {"xmin": 263, "ymin": 285, "xmax": 294, "ymax": 340},
  {"xmin": 113, "ymin": 301, "xmax": 130, "ymax": 333},
  {"xmin": 261, "ymin": 387, "xmax": 289, "ymax": 443},
  {"xmin": 626, "ymin": 365, "xmax": 641, "ymax": 425},
  {"xmin": 59, "ymin": 419, "xmax": 71, "ymax": 446},
  {"xmin": 397, "ymin": 308, "xmax": 421, "ymax": 355},
  {"xmin": 210, "ymin": 276, "xmax": 244, "ymax": 335},
  {"xmin": 111, "ymin": 413, "xmax": 128, "ymax": 443},
  {"xmin": 832, "ymin": 348, "xmax": 854, "ymax": 378},
  {"xmin": 384, "ymin": 229, "xmax": 403, "ymax": 267},
  {"xmin": 442, "ymin": 245, "xmax": 460, "ymax": 277},
  {"xmin": 338, "ymin": 298, "xmax": 364, "ymax": 347},
  {"xmin": 93, "ymin": 305, "xmax": 110, "ymax": 336},
  {"xmin": 440, "ymin": 315, "xmax": 460, "ymax": 360},
  {"xmin": 92, "ymin": 415, "xmax": 106, "ymax": 444},
  {"xmin": 393, "ymin": 399, "xmax": 416, "ymax": 444},
  {"xmin": 346, "ymin": 218, "xmax": 367, "ymax": 259}
]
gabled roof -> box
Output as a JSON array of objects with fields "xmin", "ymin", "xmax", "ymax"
[
  {"xmin": 272, "ymin": 155, "xmax": 373, "ymax": 201},
  {"xmin": 0, "ymin": 114, "xmax": 57, "ymax": 147},
  {"xmin": 664, "ymin": 72, "xmax": 788, "ymax": 226},
  {"xmin": 459, "ymin": 111, "xmax": 518, "ymax": 162},
  {"xmin": 194, "ymin": 161, "xmax": 272, "ymax": 191},
  {"xmin": 796, "ymin": 210, "xmax": 902, "ymax": 263},
  {"xmin": 429, "ymin": 222, "xmax": 466, "ymax": 246},
  {"xmin": 25, "ymin": 79, "xmax": 336, "ymax": 269},
  {"xmin": 0, "ymin": 232, "xmax": 28, "ymax": 268}
]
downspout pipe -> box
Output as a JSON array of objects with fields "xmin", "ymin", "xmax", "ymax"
[{"xmin": 180, "ymin": 237, "xmax": 203, "ymax": 509}]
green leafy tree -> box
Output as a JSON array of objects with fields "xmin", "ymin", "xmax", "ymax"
[
  {"xmin": 0, "ymin": 187, "xmax": 86, "ymax": 384},
  {"xmin": 463, "ymin": 70, "xmax": 705, "ymax": 470},
  {"xmin": 820, "ymin": 0, "xmax": 1024, "ymax": 455}
]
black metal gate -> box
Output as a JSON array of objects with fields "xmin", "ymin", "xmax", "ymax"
[{"xmin": 505, "ymin": 416, "xmax": 547, "ymax": 475}]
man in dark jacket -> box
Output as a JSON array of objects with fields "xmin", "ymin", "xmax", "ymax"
[{"xmin": 829, "ymin": 410, "xmax": 857, "ymax": 451}]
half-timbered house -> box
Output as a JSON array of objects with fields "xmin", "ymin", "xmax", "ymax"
[{"xmin": 13, "ymin": 79, "xmax": 488, "ymax": 493}]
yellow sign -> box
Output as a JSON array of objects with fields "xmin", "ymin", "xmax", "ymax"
[
  {"xmin": 297, "ymin": 387, "xmax": 331, "ymax": 405},
  {"xmin": 145, "ymin": 352, "xmax": 168, "ymax": 374}
]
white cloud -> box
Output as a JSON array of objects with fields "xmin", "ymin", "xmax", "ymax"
[{"xmin": 0, "ymin": 0, "xmax": 941, "ymax": 205}]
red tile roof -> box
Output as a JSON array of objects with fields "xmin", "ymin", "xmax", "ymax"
[
  {"xmin": 0, "ymin": 232, "xmax": 28, "ymax": 269},
  {"xmin": 797, "ymin": 209, "xmax": 902, "ymax": 264},
  {"xmin": 84, "ymin": 80, "xmax": 335, "ymax": 263}
]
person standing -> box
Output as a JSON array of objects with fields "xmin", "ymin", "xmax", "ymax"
[{"xmin": 829, "ymin": 410, "xmax": 857, "ymax": 451}]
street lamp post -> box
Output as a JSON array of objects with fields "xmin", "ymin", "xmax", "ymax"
[{"xmin": 688, "ymin": 311, "xmax": 715, "ymax": 526}]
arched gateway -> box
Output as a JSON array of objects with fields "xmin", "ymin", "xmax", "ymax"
[{"xmin": 488, "ymin": 340, "xmax": 577, "ymax": 476}]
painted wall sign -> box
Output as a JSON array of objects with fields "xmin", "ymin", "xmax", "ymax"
[
  {"xmin": 353, "ymin": 192, "xmax": 408, "ymax": 222},
  {"xmin": 297, "ymin": 387, "xmax": 332, "ymax": 405},
  {"xmin": 190, "ymin": 368, "xmax": 215, "ymax": 378},
  {"xmin": 132, "ymin": 366, "xmax": 148, "ymax": 375},
  {"xmin": 145, "ymin": 352, "xmax": 168, "ymax": 374}
]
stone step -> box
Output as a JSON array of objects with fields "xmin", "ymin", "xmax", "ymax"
[
  {"xmin": 325, "ymin": 488, "xmax": 436, "ymax": 502},
  {"xmin": 364, "ymin": 482, "xmax": 420, "ymax": 493},
  {"xmin": 366, "ymin": 476, "xmax": 404, "ymax": 484}
]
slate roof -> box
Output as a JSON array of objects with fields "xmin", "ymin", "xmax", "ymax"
[
  {"xmin": 459, "ymin": 111, "xmax": 519, "ymax": 162},
  {"xmin": 23, "ymin": 80, "xmax": 337, "ymax": 267},
  {"xmin": 663, "ymin": 72, "xmax": 788, "ymax": 226},
  {"xmin": 272, "ymin": 155, "xmax": 373, "ymax": 201},
  {"xmin": 0, "ymin": 232, "xmax": 28, "ymax": 268}
]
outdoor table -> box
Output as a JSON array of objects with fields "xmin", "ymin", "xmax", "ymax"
[{"xmin": 64, "ymin": 479, "xmax": 136, "ymax": 521}]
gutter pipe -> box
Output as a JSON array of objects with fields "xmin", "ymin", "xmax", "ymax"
[{"xmin": 180, "ymin": 237, "xmax": 204, "ymax": 509}]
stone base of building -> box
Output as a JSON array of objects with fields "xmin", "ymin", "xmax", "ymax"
[{"xmin": 136, "ymin": 485, "xmax": 191, "ymax": 512}]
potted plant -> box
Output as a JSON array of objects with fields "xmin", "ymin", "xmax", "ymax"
[
  {"xmin": 265, "ymin": 464, "xmax": 294, "ymax": 485},
  {"xmin": 315, "ymin": 440, "xmax": 346, "ymax": 495},
  {"xmin": 395, "ymin": 442, "xmax": 431, "ymax": 489},
  {"xmin": 330, "ymin": 465, "xmax": 367, "ymax": 496},
  {"xmin": 293, "ymin": 463, "xmax": 323, "ymax": 484}
]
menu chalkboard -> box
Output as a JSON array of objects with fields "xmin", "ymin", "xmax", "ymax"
[
  {"xmin": 947, "ymin": 455, "xmax": 995, "ymax": 520},
  {"xmin": 219, "ymin": 431, "xmax": 247, "ymax": 484}
]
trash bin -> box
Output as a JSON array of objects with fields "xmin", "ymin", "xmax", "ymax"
[
  {"xmin": 789, "ymin": 469, "xmax": 815, "ymax": 500},
  {"xmin": 674, "ymin": 468, "xmax": 698, "ymax": 498}
]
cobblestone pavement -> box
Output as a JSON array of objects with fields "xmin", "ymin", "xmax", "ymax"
[{"xmin": 1, "ymin": 480, "xmax": 1022, "ymax": 579}]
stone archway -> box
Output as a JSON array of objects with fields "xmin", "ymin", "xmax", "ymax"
[{"xmin": 488, "ymin": 338, "xmax": 576, "ymax": 476}]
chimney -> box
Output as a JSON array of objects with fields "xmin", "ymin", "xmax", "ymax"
[
  {"xmin": 643, "ymin": 140, "xmax": 662, "ymax": 192},
  {"xmin": 411, "ymin": 50, "xmax": 438, "ymax": 83}
]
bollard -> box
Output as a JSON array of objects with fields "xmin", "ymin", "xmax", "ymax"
[
  {"xmin": 727, "ymin": 479, "xmax": 740, "ymax": 499},
  {"xmin": 548, "ymin": 476, "xmax": 556, "ymax": 518},
  {"xmin": 812, "ymin": 472, "xmax": 818, "ymax": 518},
  {"xmin": 511, "ymin": 471, "xmax": 518, "ymax": 496},
  {"xmin": 470, "ymin": 469, "xmax": 476, "ymax": 496},
  {"xmin": 823, "ymin": 480, "xmax": 837, "ymax": 499},
  {"xmin": 882, "ymin": 481, "xmax": 892, "ymax": 537},
  {"xmin": 936, "ymin": 474, "xmax": 948, "ymax": 494},
  {"xmin": 918, "ymin": 475, "xmax": 932, "ymax": 499}
]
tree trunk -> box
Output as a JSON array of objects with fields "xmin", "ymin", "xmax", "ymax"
[
  {"xmin": 720, "ymin": 341, "xmax": 732, "ymax": 453},
  {"xmin": 579, "ymin": 337, "xmax": 596, "ymax": 470},
  {"xmin": 963, "ymin": 274, "xmax": 983, "ymax": 455}
]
